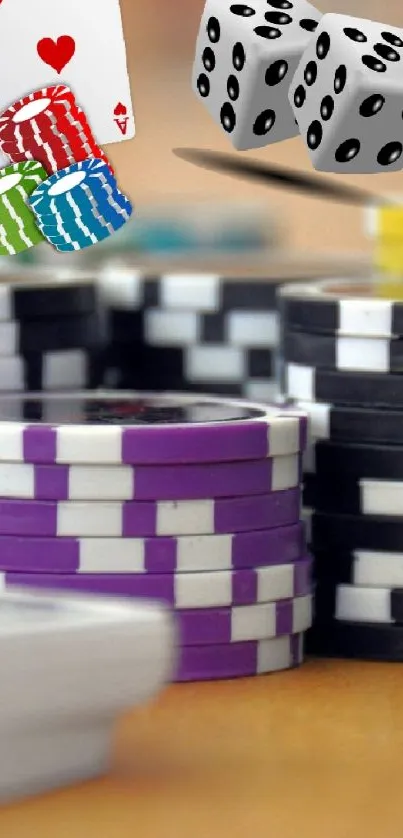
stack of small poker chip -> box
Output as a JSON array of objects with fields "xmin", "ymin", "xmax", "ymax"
[
  {"xmin": 97, "ymin": 264, "xmax": 281, "ymax": 401},
  {"xmin": 0, "ymin": 390, "xmax": 312, "ymax": 682},
  {"xmin": 29, "ymin": 158, "xmax": 132, "ymax": 253},
  {"xmin": 0, "ymin": 161, "xmax": 47, "ymax": 255},
  {"xmin": 0, "ymin": 86, "xmax": 132, "ymax": 253},
  {"xmin": 278, "ymin": 277, "xmax": 403, "ymax": 661},
  {"xmin": 0, "ymin": 86, "xmax": 112, "ymax": 176},
  {"xmin": 0, "ymin": 268, "xmax": 105, "ymax": 393}
]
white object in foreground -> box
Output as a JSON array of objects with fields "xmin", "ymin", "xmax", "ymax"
[{"xmin": 0, "ymin": 588, "xmax": 176, "ymax": 801}]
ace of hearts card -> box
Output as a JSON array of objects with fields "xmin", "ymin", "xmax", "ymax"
[{"xmin": 0, "ymin": 0, "xmax": 135, "ymax": 145}]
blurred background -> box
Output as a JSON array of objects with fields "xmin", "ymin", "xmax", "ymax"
[{"xmin": 105, "ymin": 0, "xmax": 403, "ymax": 257}]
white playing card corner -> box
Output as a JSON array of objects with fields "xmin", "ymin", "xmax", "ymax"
[{"xmin": 0, "ymin": 0, "xmax": 135, "ymax": 146}]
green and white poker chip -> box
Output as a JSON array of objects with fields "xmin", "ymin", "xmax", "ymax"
[{"xmin": 0, "ymin": 161, "xmax": 47, "ymax": 256}]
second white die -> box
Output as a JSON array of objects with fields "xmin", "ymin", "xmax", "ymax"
[
  {"xmin": 289, "ymin": 13, "xmax": 403, "ymax": 173},
  {"xmin": 192, "ymin": 0, "xmax": 322, "ymax": 151}
]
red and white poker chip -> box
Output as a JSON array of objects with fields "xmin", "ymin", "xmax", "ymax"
[
  {"xmin": 0, "ymin": 86, "xmax": 76, "ymax": 135},
  {"xmin": 0, "ymin": 85, "xmax": 113, "ymax": 175}
]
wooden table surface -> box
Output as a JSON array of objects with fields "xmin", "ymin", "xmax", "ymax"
[{"xmin": 2, "ymin": 658, "xmax": 403, "ymax": 837}]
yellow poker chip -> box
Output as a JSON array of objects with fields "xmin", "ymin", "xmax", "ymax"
[
  {"xmin": 377, "ymin": 205, "xmax": 403, "ymax": 241},
  {"xmin": 375, "ymin": 241, "xmax": 403, "ymax": 270},
  {"xmin": 0, "ymin": 161, "xmax": 46, "ymax": 256},
  {"xmin": 374, "ymin": 281, "xmax": 403, "ymax": 301},
  {"xmin": 374, "ymin": 241, "xmax": 403, "ymax": 299}
]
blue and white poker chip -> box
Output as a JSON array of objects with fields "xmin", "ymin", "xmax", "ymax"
[
  {"xmin": 37, "ymin": 203, "xmax": 131, "ymax": 242},
  {"xmin": 29, "ymin": 159, "xmax": 115, "ymax": 211},
  {"xmin": 34, "ymin": 200, "xmax": 114, "ymax": 226},
  {"xmin": 37, "ymin": 224, "xmax": 111, "ymax": 250},
  {"xmin": 37, "ymin": 192, "xmax": 132, "ymax": 232},
  {"xmin": 29, "ymin": 158, "xmax": 132, "ymax": 251},
  {"xmin": 37, "ymin": 204, "xmax": 132, "ymax": 251}
]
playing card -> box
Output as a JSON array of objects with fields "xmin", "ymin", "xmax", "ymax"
[{"xmin": 0, "ymin": 0, "xmax": 135, "ymax": 146}]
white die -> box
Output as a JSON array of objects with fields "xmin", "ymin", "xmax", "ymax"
[
  {"xmin": 289, "ymin": 13, "xmax": 403, "ymax": 173},
  {"xmin": 192, "ymin": 0, "xmax": 322, "ymax": 151}
]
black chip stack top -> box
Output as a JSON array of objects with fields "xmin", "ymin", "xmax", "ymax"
[
  {"xmin": 0, "ymin": 266, "xmax": 105, "ymax": 396},
  {"xmin": 278, "ymin": 277, "xmax": 403, "ymax": 661}
]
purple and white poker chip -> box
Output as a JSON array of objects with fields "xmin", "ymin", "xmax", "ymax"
[
  {"xmin": 0, "ymin": 454, "xmax": 301, "ymax": 500},
  {"xmin": 0, "ymin": 522, "xmax": 306, "ymax": 572},
  {"xmin": 0, "ymin": 391, "xmax": 307, "ymax": 464},
  {"xmin": 1, "ymin": 569, "xmax": 312, "ymax": 644},
  {"xmin": 0, "ymin": 488, "xmax": 300, "ymax": 537},
  {"xmin": 0, "ymin": 557, "xmax": 311, "ymax": 608},
  {"xmin": 176, "ymin": 633, "xmax": 304, "ymax": 681}
]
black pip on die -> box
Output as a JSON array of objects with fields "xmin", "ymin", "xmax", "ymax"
[
  {"xmin": 192, "ymin": 0, "xmax": 322, "ymax": 151},
  {"xmin": 289, "ymin": 14, "xmax": 403, "ymax": 173}
]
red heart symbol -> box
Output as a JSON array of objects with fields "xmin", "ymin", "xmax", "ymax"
[
  {"xmin": 37, "ymin": 35, "xmax": 76, "ymax": 74},
  {"xmin": 114, "ymin": 102, "xmax": 127, "ymax": 116}
]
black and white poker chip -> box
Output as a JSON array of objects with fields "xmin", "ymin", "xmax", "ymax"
[
  {"xmin": 0, "ymin": 312, "xmax": 103, "ymax": 355},
  {"xmin": 304, "ymin": 440, "xmax": 403, "ymax": 480},
  {"xmin": 278, "ymin": 278, "xmax": 403, "ymax": 337},
  {"xmin": 304, "ymin": 472, "xmax": 403, "ymax": 517},
  {"xmin": 294, "ymin": 400, "xmax": 403, "ymax": 446},
  {"xmin": 286, "ymin": 363, "xmax": 403, "ymax": 408},
  {"xmin": 0, "ymin": 268, "xmax": 98, "ymax": 320},
  {"xmin": 309, "ymin": 510, "xmax": 403, "ymax": 553},
  {"xmin": 0, "ymin": 349, "xmax": 101, "ymax": 394},
  {"xmin": 280, "ymin": 276, "xmax": 403, "ymax": 658},
  {"xmin": 0, "ymin": 268, "xmax": 104, "ymax": 393},
  {"xmin": 98, "ymin": 268, "xmax": 280, "ymax": 312},
  {"xmin": 313, "ymin": 547, "xmax": 403, "ymax": 588},
  {"xmin": 98, "ymin": 267, "xmax": 282, "ymax": 401},
  {"xmin": 283, "ymin": 330, "xmax": 403, "ymax": 373},
  {"xmin": 315, "ymin": 583, "xmax": 403, "ymax": 625},
  {"xmin": 307, "ymin": 620, "xmax": 403, "ymax": 661}
]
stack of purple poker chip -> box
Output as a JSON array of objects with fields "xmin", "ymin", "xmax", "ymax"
[{"xmin": 0, "ymin": 389, "xmax": 312, "ymax": 681}]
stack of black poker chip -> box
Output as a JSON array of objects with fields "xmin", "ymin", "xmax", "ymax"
[
  {"xmin": 0, "ymin": 267, "xmax": 106, "ymax": 404},
  {"xmin": 96, "ymin": 260, "xmax": 371, "ymax": 400},
  {"xmin": 278, "ymin": 276, "xmax": 403, "ymax": 661},
  {"xmin": 96, "ymin": 263, "xmax": 288, "ymax": 402}
]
